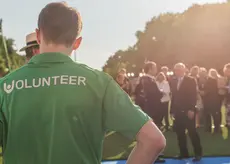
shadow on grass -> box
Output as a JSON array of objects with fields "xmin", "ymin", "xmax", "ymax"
[
  {"xmin": 103, "ymin": 107, "xmax": 229, "ymax": 160},
  {"xmin": 103, "ymin": 127, "xmax": 230, "ymax": 160}
]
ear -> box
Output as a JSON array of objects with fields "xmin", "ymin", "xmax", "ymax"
[
  {"xmin": 36, "ymin": 28, "xmax": 41, "ymax": 44},
  {"xmin": 72, "ymin": 37, "xmax": 82, "ymax": 50}
]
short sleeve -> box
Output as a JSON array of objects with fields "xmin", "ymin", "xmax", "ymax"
[{"xmin": 102, "ymin": 78, "xmax": 150, "ymax": 139}]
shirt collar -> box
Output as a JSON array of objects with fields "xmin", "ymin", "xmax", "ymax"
[{"xmin": 28, "ymin": 52, "xmax": 73, "ymax": 64}]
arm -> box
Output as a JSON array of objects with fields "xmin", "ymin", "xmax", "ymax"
[
  {"xmin": 203, "ymin": 79, "xmax": 215, "ymax": 95},
  {"xmin": 142, "ymin": 78, "xmax": 163, "ymax": 102},
  {"xmin": 103, "ymin": 78, "xmax": 165, "ymax": 164},
  {"xmin": 134, "ymin": 83, "xmax": 141, "ymax": 95},
  {"xmin": 169, "ymin": 80, "xmax": 174, "ymax": 114},
  {"xmin": 188, "ymin": 78, "xmax": 197, "ymax": 112},
  {"xmin": 127, "ymin": 120, "xmax": 166, "ymax": 164},
  {"xmin": 151, "ymin": 81, "xmax": 163, "ymax": 102},
  {"xmin": 203, "ymin": 79, "xmax": 209, "ymax": 95}
]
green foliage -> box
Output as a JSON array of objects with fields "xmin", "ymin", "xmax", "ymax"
[
  {"xmin": 0, "ymin": 35, "xmax": 25, "ymax": 73},
  {"xmin": 103, "ymin": 2, "xmax": 230, "ymax": 75},
  {"xmin": 0, "ymin": 19, "xmax": 25, "ymax": 74}
]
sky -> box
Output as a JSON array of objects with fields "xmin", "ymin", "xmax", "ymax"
[{"xmin": 0, "ymin": 0, "xmax": 227, "ymax": 70}]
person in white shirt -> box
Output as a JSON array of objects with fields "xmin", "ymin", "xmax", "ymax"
[{"xmin": 156, "ymin": 72, "xmax": 171, "ymax": 130}]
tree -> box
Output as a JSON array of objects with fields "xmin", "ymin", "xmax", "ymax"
[
  {"xmin": 0, "ymin": 19, "xmax": 25, "ymax": 74},
  {"xmin": 103, "ymin": 2, "xmax": 230, "ymax": 76},
  {"xmin": 103, "ymin": 50, "xmax": 129, "ymax": 78}
]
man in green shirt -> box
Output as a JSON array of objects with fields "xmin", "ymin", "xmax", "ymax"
[{"xmin": 0, "ymin": 2, "xmax": 165, "ymax": 164}]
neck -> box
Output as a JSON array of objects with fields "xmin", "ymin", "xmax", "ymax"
[{"xmin": 39, "ymin": 43, "xmax": 72, "ymax": 56}]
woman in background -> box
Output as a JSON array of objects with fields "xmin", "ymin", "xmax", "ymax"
[
  {"xmin": 156, "ymin": 72, "xmax": 171, "ymax": 130},
  {"xmin": 197, "ymin": 68, "xmax": 208, "ymax": 127},
  {"xmin": 209, "ymin": 69, "xmax": 220, "ymax": 79},
  {"xmin": 203, "ymin": 68, "xmax": 222, "ymax": 133},
  {"xmin": 116, "ymin": 70, "xmax": 132, "ymax": 96},
  {"xmin": 190, "ymin": 66, "xmax": 199, "ymax": 79},
  {"xmin": 190, "ymin": 66, "xmax": 202, "ymax": 127},
  {"xmin": 223, "ymin": 63, "xmax": 230, "ymax": 129},
  {"xmin": 210, "ymin": 69, "xmax": 225, "ymax": 116}
]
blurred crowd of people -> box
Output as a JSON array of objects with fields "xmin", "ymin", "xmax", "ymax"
[
  {"xmin": 115, "ymin": 62, "xmax": 230, "ymax": 161},
  {"xmin": 116, "ymin": 63, "xmax": 230, "ymax": 131}
]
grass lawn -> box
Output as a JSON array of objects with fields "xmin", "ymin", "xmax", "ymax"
[
  {"xmin": 0, "ymin": 108, "xmax": 229, "ymax": 163},
  {"xmin": 103, "ymin": 107, "xmax": 230, "ymax": 160}
]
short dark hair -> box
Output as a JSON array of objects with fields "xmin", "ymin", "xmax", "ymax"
[
  {"xmin": 25, "ymin": 45, "xmax": 39, "ymax": 59},
  {"xmin": 38, "ymin": 2, "xmax": 82, "ymax": 47},
  {"xmin": 144, "ymin": 62, "xmax": 156, "ymax": 73}
]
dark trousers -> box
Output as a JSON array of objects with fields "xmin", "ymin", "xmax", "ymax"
[
  {"xmin": 204, "ymin": 110, "xmax": 221, "ymax": 132},
  {"xmin": 203, "ymin": 99, "xmax": 222, "ymax": 132},
  {"xmin": 203, "ymin": 96, "xmax": 223, "ymax": 132},
  {"xmin": 174, "ymin": 112, "xmax": 202, "ymax": 156},
  {"xmin": 135, "ymin": 97, "xmax": 145, "ymax": 111},
  {"xmin": 152, "ymin": 111, "xmax": 162, "ymax": 128},
  {"xmin": 144, "ymin": 102, "xmax": 162, "ymax": 127},
  {"xmin": 159, "ymin": 102, "xmax": 169, "ymax": 128}
]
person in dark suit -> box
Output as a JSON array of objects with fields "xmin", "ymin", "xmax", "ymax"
[
  {"xmin": 170, "ymin": 63, "xmax": 202, "ymax": 161},
  {"xmin": 141, "ymin": 62, "xmax": 165, "ymax": 162},
  {"xmin": 202, "ymin": 69, "xmax": 222, "ymax": 133},
  {"xmin": 142, "ymin": 62, "xmax": 163, "ymax": 127},
  {"xmin": 134, "ymin": 77, "xmax": 145, "ymax": 110}
]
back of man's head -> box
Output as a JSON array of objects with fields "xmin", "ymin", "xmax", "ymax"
[
  {"xmin": 144, "ymin": 62, "xmax": 157, "ymax": 75},
  {"xmin": 174, "ymin": 63, "xmax": 186, "ymax": 77},
  {"xmin": 37, "ymin": 2, "xmax": 82, "ymax": 54},
  {"xmin": 174, "ymin": 63, "xmax": 185, "ymax": 70}
]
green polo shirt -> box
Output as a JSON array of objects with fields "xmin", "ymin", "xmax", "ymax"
[{"xmin": 0, "ymin": 53, "xmax": 150, "ymax": 164}]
